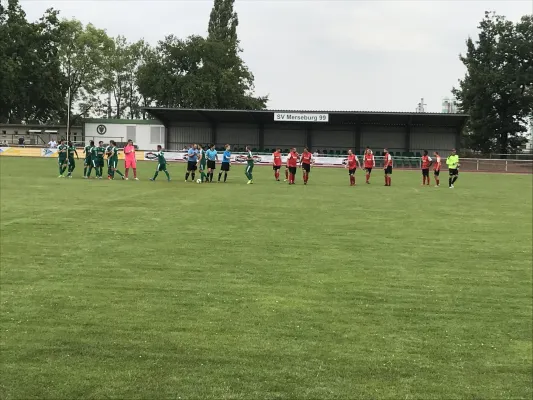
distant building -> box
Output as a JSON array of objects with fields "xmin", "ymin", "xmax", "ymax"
[
  {"xmin": 0, "ymin": 123, "xmax": 82, "ymax": 146},
  {"xmin": 442, "ymin": 98, "xmax": 458, "ymax": 113}
]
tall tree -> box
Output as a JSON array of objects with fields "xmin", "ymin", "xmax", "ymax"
[
  {"xmin": 0, "ymin": 0, "xmax": 64, "ymax": 123},
  {"xmin": 137, "ymin": 0, "xmax": 267, "ymax": 110},
  {"xmin": 101, "ymin": 36, "xmax": 147, "ymax": 119},
  {"xmin": 453, "ymin": 12, "xmax": 533, "ymax": 154},
  {"xmin": 205, "ymin": 0, "xmax": 267, "ymax": 109},
  {"xmin": 58, "ymin": 19, "xmax": 113, "ymax": 128}
]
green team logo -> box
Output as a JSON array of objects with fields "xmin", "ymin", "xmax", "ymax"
[{"xmin": 96, "ymin": 125, "xmax": 107, "ymax": 135}]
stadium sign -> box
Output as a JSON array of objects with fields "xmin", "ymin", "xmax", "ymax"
[{"xmin": 274, "ymin": 113, "xmax": 329, "ymax": 123}]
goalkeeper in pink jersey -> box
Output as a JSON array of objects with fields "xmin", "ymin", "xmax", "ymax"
[{"xmin": 124, "ymin": 139, "xmax": 138, "ymax": 180}]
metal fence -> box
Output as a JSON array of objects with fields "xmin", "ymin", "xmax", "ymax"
[{"xmin": 370, "ymin": 156, "xmax": 532, "ymax": 173}]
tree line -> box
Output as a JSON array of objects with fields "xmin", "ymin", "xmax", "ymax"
[
  {"xmin": 0, "ymin": 0, "xmax": 267, "ymax": 128},
  {"xmin": 453, "ymin": 11, "xmax": 532, "ymax": 154},
  {"xmin": 1, "ymin": 0, "xmax": 531, "ymax": 153}
]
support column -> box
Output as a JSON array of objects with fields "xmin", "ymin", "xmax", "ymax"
[
  {"xmin": 211, "ymin": 122, "xmax": 217, "ymax": 146},
  {"xmin": 354, "ymin": 123, "xmax": 361, "ymax": 154},
  {"xmin": 258, "ymin": 124, "xmax": 264, "ymax": 151},
  {"xmin": 455, "ymin": 127, "xmax": 461, "ymax": 150},
  {"xmin": 306, "ymin": 125, "xmax": 312, "ymax": 150},
  {"xmin": 405, "ymin": 118, "xmax": 411, "ymax": 153}
]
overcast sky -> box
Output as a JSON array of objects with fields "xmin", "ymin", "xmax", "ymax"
[{"xmin": 21, "ymin": 0, "xmax": 533, "ymax": 112}]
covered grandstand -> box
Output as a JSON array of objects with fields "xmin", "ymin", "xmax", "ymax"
[{"xmin": 143, "ymin": 108, "xmax": 468, "ymax": 158}]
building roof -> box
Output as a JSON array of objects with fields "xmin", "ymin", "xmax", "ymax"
[
  {"xmin": 142, "ymin": 107, "xmax": 469, "ymax": 129},
  {"xmin": 83, "ymin": 118, "xmax": 160, "ymax": 125}
]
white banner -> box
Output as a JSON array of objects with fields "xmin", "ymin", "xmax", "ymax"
[
  {"xmin": 274, "ymin": 112, "xmax": 329, "ymax": 123},
  {"xmin": 143, "ymin": 151, "xmax": 349, "ymax": 167}
]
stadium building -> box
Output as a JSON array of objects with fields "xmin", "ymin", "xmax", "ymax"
[{"xmin": 83, "ymin": 108, "xmax": 468, "ymax": 156}]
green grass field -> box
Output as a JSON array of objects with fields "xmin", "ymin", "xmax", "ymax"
[{"xmin": 1, "ymin": 157, "xmax": 532, "ymax": 399}]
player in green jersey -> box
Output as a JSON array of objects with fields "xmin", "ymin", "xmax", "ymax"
[
  {"xmin": 197, "ymin": 144, "xmax": 208, "ymax": 183},
  {"xmin": 92, "ymin": 141, "xmax": 105, "ymax": 179},
  {"xmin": 66, "ymin": 141, "xmax": 79, "ymax": 178},
  {"xmin": 83, "ymin": 140, "xmax": 94, "ymax": 178},
  {"xmin": 57, "ymin": 139, "xmax": 68, "ymax": 177},
  {"xmin": 245, "ymin": 145, "xmax": 254, "ymax": 184},
  {"xmin": 108, "ymin": 140, "xmax": 125, "ymax": 180},
  {"xmin": 446, "ymin": 148, "xmax": 460, "ymax": 188},
  {"xmin": 105, "ymin": 143, "xmax": 113, "ymax": 178},
  {"xmin": 149, "ymin": 145, "xmax": 171, "ymax": 181}
]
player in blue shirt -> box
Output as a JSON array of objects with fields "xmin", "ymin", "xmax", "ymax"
[
  {"xmin": 205, "ymin": 144, "xmax": 218, "ymax": 182},
  {"xmin": 218, "ymin": 144, "xmax": 232, "ymax": 183},
  {"xmin": 185, "ymin": 144, "xmax": 198, "ymax": 182}
]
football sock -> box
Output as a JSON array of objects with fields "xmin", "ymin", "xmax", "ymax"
[
  {"xmin": 185, "ymin": 172, "xmax": 190, "ymax": 181},
  {"xmin": 87, "ymin": 166, "xmax": 92, "ymax": 177},
  {"xmin": 191, "ymin": 173, "xmax": 196, "ymax": 181},
  {"xmin": 435, "ymin": 178, "xmax": 439, "ymax": 185},
  {"xmin": 133, "ymin": 169, "xmax": 137, "ymax": 178},
  {"xmin": 210, "ymin": 172, "xmax": 214, "ymax": 182},
  {"xmin": 366, "ymin": 173, "xmax": 369, "ymax": 182},
  {"xmin": 224, "ymin": 173, "xmax": 227, "ymax": 182},
  {"xmin": 201, "ymin": 171, "xmax": 206, "ymax": 182},
  {"xmin": 218, "ymin": 172, "xmax": 222, "ymax": 181},
  {"xmin": 115, "ymin": 170, "xmax": 124, "ymax": 177},
  {"xmin": 452, "ymin": 176, "xmax": 458, "ymax": 184},
  {"xmin": 125, "ymin": 169, "xmax": 129, "ymax": 178},
  {"xmin": 385, "ymin": 176, "xmax": 388, "ymax": 185},
  {"xmin": 153, "ymin": 171, "xmax": 158, "ymax": 180},
  {"xmin": 164, "ymin": 171, "xmax": 170, "ymax": 180},
  {"xmin": 83, "ymin": 167, "xmax": 87, "ymax": 177},
  {"xmin": 427, "ymin": 177, "xmax": 430, "ymax": 185},
  {"xmin": 388, "ymin": 176, "xmax": 391, "ymax": 185},
  {"xmin": 285, "ymin": 169, "xmax": 288, "ymax": 179},
  {"xmin": 449, "ymin": 177, "xmax": 453, "ymax": 187}
]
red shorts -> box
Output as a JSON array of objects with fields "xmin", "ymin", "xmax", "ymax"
[{"xmin": 125, "ymin": 159, "xmax": 136, "ymax": 168}]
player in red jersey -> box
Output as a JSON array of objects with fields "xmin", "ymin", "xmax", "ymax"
[
  {"xmin": 433, "ymin": 151, "xmax": 441, "ymax": 187},
  {"xmin": 363, "ymin": 148, "xmax": 375, "ymax": 184},
  {"xmin": 300, "ymin": 147, "xmax": 313, "ymax": 185},
  {"xmin": 272, "ymin": 148, "xmax": 282, "ymax": 181},
  {"xmin": 287, "ymin": 147, "xmax": 299, "ymax": 184},
  {"xmin": 345, "ymin": 149, "xmax": 360, "ymax": 186},
  {"xmin": 421, "ymin": 150, "xmax": 433, "ymax": 186},
  {"xmin": 383, "ymin": 148, "xmax": 393, "ymax": 186}
]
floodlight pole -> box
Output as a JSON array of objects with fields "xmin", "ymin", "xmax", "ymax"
[{"xmin": 66, "ymin": 86, "xmax": 71, "ymax": 144}]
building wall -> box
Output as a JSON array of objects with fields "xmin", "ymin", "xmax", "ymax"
[
  {"xmin": 410, "ymin": 126, "xmax": 456, "ymax": 153},
  {"xmin": 312, "ymin": 126, "xmax": 354, "ymax": 151},
  {"xmin": 264, "ymin": 124, "xmax": 306, "ymax": 149},
  {"xmin": 361, "ymin": 125, "xmax": 405, "ymax": 152},
  {"xmin": 157, "ymin": 121, "xmax": 460, "ymax": 154},
  {"xmin": 167, "ymin": 123, "xmax": 211, "ymax": 151},
  {"xmin": 84, "ymin": 122, "xmax": 165, "ymax": 150},
  {"xmin": 216, "ymin": 123, "xmax": 259, "ymax": 149}
]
